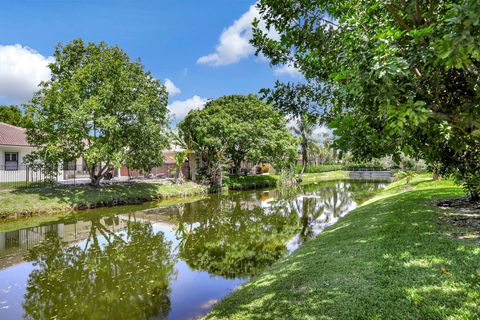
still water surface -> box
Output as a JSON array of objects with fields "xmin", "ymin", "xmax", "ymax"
[{"xmin": 0, "ymin": 180, "xmax": 385, "ymax": 319}]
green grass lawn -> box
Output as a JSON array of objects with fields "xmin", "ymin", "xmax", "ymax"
[
  {"xmin": 301, "ymin": 170, "xmax": 350, "ymax": 183},
  {"xmin": 226, "ymin": 171, "xmax": 351, "ymax": 190},
  {"xmin": 0, "ymin": 182, "xmax": 206, "ymax": 219},
  {"xmin": 206, "ymin": 175, "xmax": 480, "ymax": 320},
  {"xmin": 226, "ymin": 174, "xmax": 280, "ymax": 190}
]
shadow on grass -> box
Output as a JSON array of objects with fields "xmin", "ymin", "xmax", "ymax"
[{"xmin": 206, "ymin": 188, "xmax": 480, "ymax": 320}]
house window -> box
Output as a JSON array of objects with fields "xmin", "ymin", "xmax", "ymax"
[
  {"xmin": 5, "ymin": 152, "xmax": 19, "ymax": 171},
  {"xmin": 63, "ymin": 160, "xmax": 77, "ymax": 171}
]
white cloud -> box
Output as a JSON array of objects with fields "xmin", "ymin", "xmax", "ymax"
[
  {"xmin": 164, "ymin": 78, "xmax": 181, "ymax": 96},
  {"xmin": 197, "ymin": 4, "xmax": 278, "ymax": 66},
  {"xmin": 274, "ymin": 64, "xmax": 303, "ymax": 78},
  {"xmin": 168, "ymin": 95, "xmax": 207, "ymax": 121},
  {"xmin": 0, "ymin": 44, "xmax": 54, "ymax": 103}
]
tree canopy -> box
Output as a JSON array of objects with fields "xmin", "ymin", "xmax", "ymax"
[
  {"xmin": 0, "ymin": 105, "xmax": 31, "ymax": 127},
  {"xmin": 178, "ymin": 94, "xmax": 297, "ymax": 192},
  {"xmin": 25, "ymin": 39, "xmax": 169, "ymax": 185},
  {"xmin": 252, "ymin": 0, "xmax": 480, "ymax": 198},
  {"xmin": 261, "ymin": 82, "xmax": 324, "ymax": 174}
]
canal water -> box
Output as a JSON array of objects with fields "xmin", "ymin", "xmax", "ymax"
[{"xmin": 0, "ymin": 180, "xmax": 385, "ymax": 320}]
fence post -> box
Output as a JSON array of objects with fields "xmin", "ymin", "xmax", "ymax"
[{"xmin": 26, "ymin": 165, "xmax": 29, "ymax": 188}]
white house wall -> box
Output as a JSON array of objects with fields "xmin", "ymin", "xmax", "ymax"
[
  {"xmin": 0, "ymin": 146, "xmax": 34, "ymax": 182},
  {"xmin": 0, "ymin": 146, "xmax": 64, "ymax": 183}
]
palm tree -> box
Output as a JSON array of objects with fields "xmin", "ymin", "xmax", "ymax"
[
  {"xmin": 292, "ymin": 114, "xmax": 317, "ymax": 174},
  {"xmin": 170, "ymin": 130, "xmax": 197, "ymax": 182},
  {"xmin": 173, "ymin": 150, "xmax": 188, "ymax": 184}
]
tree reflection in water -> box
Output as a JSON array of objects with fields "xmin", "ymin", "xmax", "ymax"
[
  {"xmin": 23, "ymin": 218, "xmax": 175, "ymax": 320},
  {"xmin": 173, "ymin": 192, "xmax": 299, "ymax": 279},
  {"xmin": 172, "ymin": 180, "xmax": 383, "ymax": 279},
  {"xmin": 290, "ymin": 181, "xmax": 385, "ymax": 246}
]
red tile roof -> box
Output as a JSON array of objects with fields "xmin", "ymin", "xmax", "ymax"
[{"xmin": 0, "ymin": 122, "xmax": 32, "ymax": 147}]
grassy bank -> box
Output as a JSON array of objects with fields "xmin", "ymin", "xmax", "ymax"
[
  {"xmin": 226, "ymin": 171, "xmax": 351, "ymax": 190},
  {"xmin": 0, "ymin": 182, "xmax": 207, "ymax": 219},
  {"xmin": 301, "ymin": 171, "xmax": 349, "ymax": 183},
  {"xmin": 226, "ymin": 174, "xmax": 279, "ymax": 190},
  {"xmin": 206, "ymin": 175, "xmax": 480, "ymax": 319}
]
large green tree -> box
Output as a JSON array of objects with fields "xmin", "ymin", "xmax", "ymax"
[
  {"xmin": 252, "ymin": 0, "xmax": 480, "ymax": 198},
  {"xmin": 0, "ymin": 105, "xmax": 31, "ymax": 127},
  {"xmin": 178, "ymin": 94, "xmax": 297, "ymax": 192},
  {"xmin": 25, "ymin": 39, "xmax": 169, "ymax": 186}
]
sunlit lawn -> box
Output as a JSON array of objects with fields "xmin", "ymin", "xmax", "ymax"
[{"xmin": 206, "ymin": 175, "xmax": 480, "ymax": 319}]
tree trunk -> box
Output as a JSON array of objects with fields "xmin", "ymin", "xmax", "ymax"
[
  {"xmin": 233, "ymin": 159, "xmax": 242, "ymax": 176},
  {"xmin": 90, "ymin": 175, "xmax": 102, "ymax": 187},
  {"xmin": 88, "ymin": 163, "xmax": 105, "ymax": 187},
  {"xmin": 432, "ymin": 162, "xmax": 441, "ymax": 180},
  {"xmin": 188, "ymin": 153, "xmax": 196, "ymax": 182},
  {"xmin": 470, "ymin": 190, "xmax": 480, "ymax": 201},
  {"xmin": 209, "ymin": 162, "xmax": 223, "ymax": 193},
  {"xmin": 301, "ymin": 141, "xmax": 308, "ymax": 175},
  {"xmin": 176, "ymin": 166, "xmax": 184, "ymax": 184}
]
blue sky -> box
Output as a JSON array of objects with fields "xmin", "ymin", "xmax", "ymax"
[{"xmin": 0, "ymin": 0, "xmax": 301, "ymax": 122}]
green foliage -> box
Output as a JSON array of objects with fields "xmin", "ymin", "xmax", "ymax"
[
  {"xmin": 252, "ymin": 0, "xmax": 480, "ymax": 197},
  {"xmin": 178, "ymin": 94, "xmax": 297, "ymax": 191},
  {"xmin": 225, "ymin": 174, "xmax": 279, "ymax": 190},
  {"xmin": 25, "ymin": 39, "xmax": 169, "ymax": 185},
  {"xmin": 0, "ymin": 105, "xmax": 31, "ymax": 127},
  {"xmin": 394, "ymin": 170, "xmax": 417, "ymax": 185}
]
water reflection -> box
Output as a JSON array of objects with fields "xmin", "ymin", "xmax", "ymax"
[
  {"xmin": 0, "ymin": 180, "xmax": 385, "ymax": 320},
  {"xmin": 172, "ymin": 194, "xmax": 299, "ymax": 278},
  {"xmin": 23, "ymin": 218, "xmax": 175, "ymax": 320}
]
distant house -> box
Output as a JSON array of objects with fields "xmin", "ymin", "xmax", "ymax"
[
  {"xmin": 0, "ymin": 122, "xmax": 41, "ymax": 184},
  {"xmin": 0, "ymin": 122, "xmax": 189, "ymax": 185},
  {"xmin": 121, "ymin": 150, "xmax": 190, "ymax": 179},
  {"xmin": 0, "ymin": 122, "xmax": 35, "ymax": 171},
  {"xmin": 0, "ymin": 122, "xmax": 77, "ymax": 184}
]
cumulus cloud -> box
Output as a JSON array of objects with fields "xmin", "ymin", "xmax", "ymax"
[
  {"xmin": 0, "ymin": 44, "xmax": 54, "ymax": 103},
  {"xmin": 197, "ymin": 4, "xmax": 278, "ymax": 66},
  {"xmin": 274, "ymin": 64, "xmax": 303, "ymax": 78},
  {"xmin": 168, "ymin": 95, "xmax": 207, "ymax": 121},
  {"xmin": 164, "ymin": 78, "xmax": 181, "ymax": 96}
]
